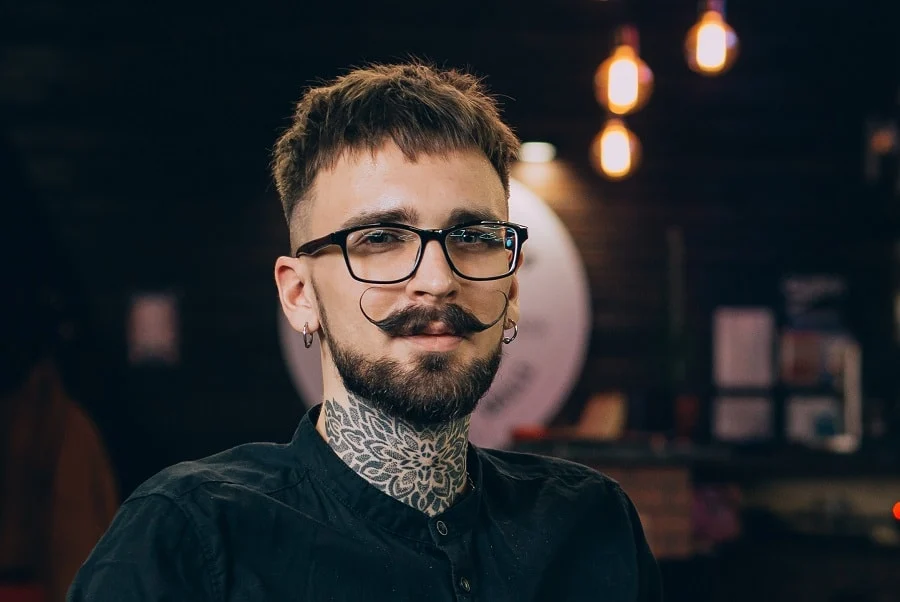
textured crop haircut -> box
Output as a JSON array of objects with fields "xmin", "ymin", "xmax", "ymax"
[{"xmin": 271, "ymin": 62, "xmax": 520, "ymax": 242}]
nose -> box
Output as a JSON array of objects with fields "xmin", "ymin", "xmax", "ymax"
[{"xmin": 407, "ymin": 240, "xmax": 458, "ymax": 300}]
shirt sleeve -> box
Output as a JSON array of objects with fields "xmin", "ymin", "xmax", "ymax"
[
  {"xmin": 617, "ymin": 486, "xmax": 664, "ymax": 602},
  {"xmin": 66, "ymin": 493, "xmax": 218, "ymax": 602}
]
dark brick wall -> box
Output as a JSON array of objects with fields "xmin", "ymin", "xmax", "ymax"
[{"xmin": 1, "ymin": 0, "xmax": 898, "ymax": 493}]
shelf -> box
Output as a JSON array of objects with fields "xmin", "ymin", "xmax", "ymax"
[{"xmin": 510, "ymin": 439, "xmax": 900, "ymax": 481}]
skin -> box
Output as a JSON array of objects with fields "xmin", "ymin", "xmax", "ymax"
[{"xmin": 274, "ymin": 141, "xmax": 521, "ymax": 515}]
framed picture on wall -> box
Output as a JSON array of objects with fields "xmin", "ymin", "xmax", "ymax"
[
  {"xmin": 713, "ymin": 307, "xmax": 775, "ymax": 389},
  {"xmin": 127, "ymin": 292, "xmax": 180, "ymax": 365}
]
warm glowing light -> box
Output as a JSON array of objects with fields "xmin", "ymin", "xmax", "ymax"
[
  {"xmin": 893, "ymin": 501, "xmax": 900, "ymax": 521},
  {"xmin": 685, "ymin": 6, "xmax": 739, "ymax": 75},
  {"xmin": 590, "ymin": 119, "xmax": 641, "ymax": 180},
  {"xmin": 697, "ymin": 17, "xmax": 727, "ymax": 70},
  {"xmin": 518, "ymin": 142, "xmax": 557, "ymax": 163},
  {"xmin": 870, "ymin": 127, "xmax": 897, "ymax": 155},
  {"xmin": 600, "ymin": 126, "xmax": 631, "ymax": 176},
  {"xmin": 594, "ymin": 26, "xmax": 653, "ymax": 115},
  {"xmin": 607, "ymin": 47, "xmax": 640, "ymax": 113}
]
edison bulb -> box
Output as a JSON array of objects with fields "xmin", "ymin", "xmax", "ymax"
[
  {"xmin": 595, "ymin": 45, "xmax": 653, "ymax": 115},
  {"xmin": 590, "ymin": 119, "xmax": 641, "ymax": 180},
  {"xmin": 685, "ymin": 10, "xmax": 739, "ymax": 75}
]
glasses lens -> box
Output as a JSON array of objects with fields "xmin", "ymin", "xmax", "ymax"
[
  {"xmin": 446, "ymin": 224, "xmax": 516, "ymax": 279},
  {"xmin": 346, "ymin": 227, "xmax": 421, "ymax": 282}
]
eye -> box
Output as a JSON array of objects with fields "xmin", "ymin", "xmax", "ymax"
[
  {"xmin": 347, "ymin": 228, "xmax": 417, "ymax": 253},
  {"xmin": 449, "ymin": 227, "xmax": 505, "ymax": 249},
  {"xmin": 454, "ymin": 230, "xmax": 480, "ymax": 244},
  {"xmin": 361, "ymin": 230, "xmax": 400, "ymax": 244}
]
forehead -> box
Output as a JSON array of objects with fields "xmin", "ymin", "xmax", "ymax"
[{"xmin": 307, "ymin": 143, "xmax": 507, "ymax": 235}]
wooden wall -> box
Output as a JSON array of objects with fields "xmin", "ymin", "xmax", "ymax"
[{"xmin": 1, "ymin": 0, "xmax": 897, "ymax": 494}]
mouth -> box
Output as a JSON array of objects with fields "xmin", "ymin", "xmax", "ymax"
[
  {"xmin": 398, "ymin": 322, "xmax": 465, "ymax": 352},
  {"xmin": 419, "ymin": 321, "xmax": 459, "ymax": 336},
  {"xmin": 402, "ymin": 333, "xmax": 465, "ymax": 352}
]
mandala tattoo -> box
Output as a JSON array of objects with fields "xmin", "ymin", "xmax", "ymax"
[{"xmin": 324, "ymin": 396, "xmax": 469, "ymax": 516}]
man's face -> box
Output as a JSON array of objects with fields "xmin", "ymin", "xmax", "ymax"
[{"xmin": 299, "ymin": 142, "xmax": 519, "ymax": 425}]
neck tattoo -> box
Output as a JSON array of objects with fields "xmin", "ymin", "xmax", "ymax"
[{"xmin": 323, "ymin": 395, "xmax": 470, "ymax": 516}]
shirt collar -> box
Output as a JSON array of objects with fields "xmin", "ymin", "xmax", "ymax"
[{"xmin": 292, "ymin": 404, "xmax": 484, "ymax": 542}]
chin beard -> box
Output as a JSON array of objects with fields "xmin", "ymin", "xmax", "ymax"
[{"xmin": 328, "ymin": 340, "xmax": 502, "ymax": 427}]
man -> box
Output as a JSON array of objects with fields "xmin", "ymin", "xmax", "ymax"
[{"xmin": 68, "ymin": 62, "xmax": 662, "ymax": 601}]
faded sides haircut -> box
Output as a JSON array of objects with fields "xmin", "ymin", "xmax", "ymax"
[{"xmin": 271, "ymin": 61, "xmax": 520, "ymax": 241}]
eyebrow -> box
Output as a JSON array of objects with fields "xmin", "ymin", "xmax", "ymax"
[
  {"xmin": 447, "ymin": 208, "xmax": 504, "ymax": 225},
  {"xmin": 339, "ymin": 207, "xmax": 420, "ymax": 230},
  {"xmin": 338, "ymin": 205, "xmax": 504, "ymax": 231}
]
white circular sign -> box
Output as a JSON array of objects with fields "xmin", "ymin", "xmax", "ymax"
[{"xmin": 278, "ymin": 178, "xmax": 592, "ymax": 449}]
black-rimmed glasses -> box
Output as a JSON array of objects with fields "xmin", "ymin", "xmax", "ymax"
[{"xmin": 294, "ymin": 220, "xmax": 529, "ymax": 284}]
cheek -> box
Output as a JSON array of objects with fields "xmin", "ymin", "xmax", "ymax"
[
  {"xmin": 467, "ymin": 322, "xmax": 503, "ymax": 353},
  {"xmin": 329, "ymin": 297, "xmax": 367, "ymax": 334},
  {"xmin": 314, "ymin": 272, "xmax": 370, "ymax": 336}
]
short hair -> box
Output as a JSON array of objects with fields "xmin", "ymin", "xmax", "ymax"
[{"xmin": 271, "ymin": 61, "xmax": 520, "ymax": 239}]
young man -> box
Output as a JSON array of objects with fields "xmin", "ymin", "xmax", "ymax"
[{"xmin": 68, "ymin": 62, "xmax": 662, "ymax": 601}]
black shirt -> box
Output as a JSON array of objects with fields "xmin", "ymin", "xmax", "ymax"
[{"xmin": 68, "ymin": 405, "xmax": 662, "ymax": 601}]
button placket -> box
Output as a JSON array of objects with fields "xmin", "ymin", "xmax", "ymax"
[{"xmin": 433, "ymin": 518, "xmax": 474, "ymax": 598}]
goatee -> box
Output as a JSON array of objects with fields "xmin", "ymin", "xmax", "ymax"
[{"xmin": 329, "ymin": 341, "xmax": 502, "ymax": 426}]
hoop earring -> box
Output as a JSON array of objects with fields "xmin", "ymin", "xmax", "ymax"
[
  {"xmin": 302, "ymin": 322, "xmax": 314, "ymax": 349},
  {"xmin": 502, "ymin": 319, "xmax": 518, "ymax": 345}
]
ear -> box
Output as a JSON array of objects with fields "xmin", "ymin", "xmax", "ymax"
[
  {"xmin": 274, "ymin": 256, "xmax": 320, "ymax": 334},
  {"xmin": 505, "ymin": 251, "xmax": 524, "ymax": 325}
]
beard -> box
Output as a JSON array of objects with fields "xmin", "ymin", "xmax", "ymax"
[{"xmin": 319, "ymin": 302, "xmax": 503, "ymax": 426}]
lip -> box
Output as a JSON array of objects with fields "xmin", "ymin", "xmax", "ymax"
[
  {"xmin": 401, "ymin": 334, "xmax": 464, "ymax": 352},
  {"xmin": 420, "ymin": 321, "xmax": 456, "ymax": 336}
]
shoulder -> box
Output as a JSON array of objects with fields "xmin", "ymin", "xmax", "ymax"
[
  {"xmin": 129, "ymin": 439, "xmax": 306, "ymax": 505},
  {"xmin": 476, "ymin": 446, "xmax": 630, "ymax": 508},
  {"xmin": 475, "ymin": 447, "xmax": 649, "ymax": 554},
  {"xmin": 478, "ymin": 446, "xmax": 620, "ymax": 488},
  {"xmin": 69, "ymin": 488, "xmax": 219, "ymax": 600},
  {"xmin": 71, "ymin": 440, "xmax": 306, "ymax": 600}
]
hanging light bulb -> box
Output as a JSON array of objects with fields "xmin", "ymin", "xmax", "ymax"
[
  {"xmin": 685, "ymin": 0, "xmax": 739, "ymax": 75},
  {"xmin": 594, "ymin": 25, "xmax": 653, "ymax": 115},
  {"xmin": 590, "ymin": 118, "xmax": 641, "ymax": 180}
]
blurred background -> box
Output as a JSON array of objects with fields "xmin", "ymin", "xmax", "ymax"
[{"xmin": 2, "ymin": 0, "xmax": 899, "ymax": 600}]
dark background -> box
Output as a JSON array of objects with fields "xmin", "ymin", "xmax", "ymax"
[{"xmin": 2, "ymin": 0, "xmax": 898, "ymax": 499}]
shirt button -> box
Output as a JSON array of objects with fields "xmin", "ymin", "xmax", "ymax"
[
  {"xmin": 459, "ymin": 577, "xmax": 471, "ymax": 593},
  {"xmin": 435, "ymin": 520, "xmax": 448, "ymax": 536}
]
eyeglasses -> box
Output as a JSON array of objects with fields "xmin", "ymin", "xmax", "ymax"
[{"xmin": 294, "ymin": 220, "xmax": 529, "ymax": 284}]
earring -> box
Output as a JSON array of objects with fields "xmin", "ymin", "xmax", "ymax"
[
  {"xmin": 502, "ymin": 319, "xmax": 518, "ymax": 345},
  {"xmin": 302, "ymin": 322, "xmax": 314, "ymax": 349}
]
